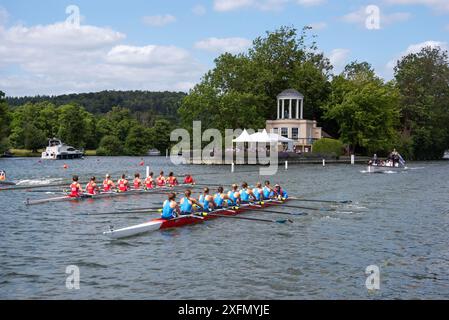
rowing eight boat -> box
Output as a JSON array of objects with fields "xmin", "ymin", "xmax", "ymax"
[
  {"xmin": 24, "ymin": 183, "xmax": 194, "ymax": 206},
  {"xmin": 103, "ymin": 199, "xmax": 289, "ymax": 239}
]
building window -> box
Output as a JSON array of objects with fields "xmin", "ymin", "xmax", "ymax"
[
  {"xmin": 292, "ymin": 128, "xmax": 299, "ymax": 139},
  {"xmin": 273, "ymin": 128, "xmax": 279, "ymax": 134},
  {"xmin": 281, "ymin": 127, "xmax": 288, "ymax": 138}
]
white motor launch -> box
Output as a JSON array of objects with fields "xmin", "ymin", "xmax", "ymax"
[{"xmin": 41, "ymin": 138, "xmax": 84, "ymax": 160}]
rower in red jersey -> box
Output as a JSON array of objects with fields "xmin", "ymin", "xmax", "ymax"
[
  {"xmin": 166, "ymin": 172, "xmax": 179, "ymax": 187},
  {"xmin": 103, "ymin": 174, "xmax": 115, "ymax": 192},
  {"xmin": 144, "ymin": 172, "xmax": 155, "ymax": 190},
  {"xmin": 133, "ymin": 173, "xmax": 142, "ymax": 189},
  {"xmin": 117, "ymin": 174, "xmax": 129, "ymax": 192},
  {"xmin": 183, "ymin": 174, "xmax": 195, "ymax": 185},
  {"xmin": 85, "ymin": 176, "xmax": 100, "ymax": 195},
  {"xmin": 156, "ymin": 171, "xmax": 166, "ymax": 187},
  {"xmin": 69, "ymin": 175, "xmax": 82, "ymax": 197}
]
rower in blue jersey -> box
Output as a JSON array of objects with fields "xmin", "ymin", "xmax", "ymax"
[
  {"xmin": 252, "ymin": 182, "xmax": 264, "ymax": 202},
  {"xmin": 227, "ymin": 184, "xmax": 240, "ymax": 206},
  {"xmin": 214, "ymin": 186, "xmax": 229, "ymax": 208},
  {"xmin": 199, "ymin": 187, "xmax": 215, "ymax": 212},
  {"xmin": 179, "ymin": 189, "xmax": 202, "ymax": 215},
  {"xmin": 273, "ymin": 184, "xmax": 288, "ymax": 200},
  {"xmin": 239, "ymin": 182, "xmax": 256, "ymax": 203},
  {"xmin": 263, "ymin": 180, "xmax": 275, "ymax": 199},
  {"xmin": 161, "ymin": 192, "xmax": 181, "ymax": 220}
]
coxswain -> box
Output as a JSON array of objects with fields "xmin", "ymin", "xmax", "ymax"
[
  {"xmin": 69, "ymin": 175, "xmax": 82, "ymax": 197},
  {"xmin": 239, "ymin": 182, "xmax": 255, "ymax": 203},
  {"xmin": 85, "ymin": 176, "xmax": 100, "ymax": 195},
  {"xmin": 252, "ymin": 182, "xmax": 264, "ymax": 202},
  {"xmin": 144, "ymin": 172, "xmax": 155, "ymax": 189},
  {"xmin": 166, "ymin": 172, "xmax": 179, "ymax": 187},
  {"xmin": 227, "ymin": 184, "xmax": 241, "ymax": 206},
  {"xmin": 273, "ymin": 184, "xmax": 288, "ymax": 200},
  {"xmin": 133, "ymin": 173, "xmax": 142, "ymax": 189},
  {"xmin": 103, "ymin": 174, "xmax": 115, "ymax": 192},
  {"xmin": 156, "ymin": 171, "xmax": 166, "ymax": 187},
  {"xmin": 0, "ymin": 170, "xmax": 6, "ymax": 181},
  {"xmin": 263, "ymin": 180, "xmax": 275, "ymax": 200},
  {"xmin": 183, "ymin": 174, "xmax": 195, "ymax": 185},
  {"xmin": 199, "ymin": 187, "xmax": 215, "ymax": 212},
  {"xmin": 161, "ymin": 192, "xmax": 181, "ymax": 220},
  {"xmin": 179, "ymin": 189, "xmax": 203, "ymax": 215},
  {"xmin": 117, "ymin": 174, "xmax": 129, "ymax": 192},
  {"xmin": 214, "ymin": 186, "xmax": 229, "ymax": 208}
]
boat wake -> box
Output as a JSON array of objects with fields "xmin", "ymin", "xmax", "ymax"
[{"xmin": 16, "ymin": 178, "xmax": 63, "ymax": 186}]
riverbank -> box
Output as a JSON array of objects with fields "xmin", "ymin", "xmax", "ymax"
[{"xmin": 2, "ymin": 149, "xmax": 97, "ymax": 158}]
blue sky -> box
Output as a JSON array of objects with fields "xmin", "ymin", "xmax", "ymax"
[{"xmin": 0, "ymin": 0, "xmax": 448, "ymax": 96}]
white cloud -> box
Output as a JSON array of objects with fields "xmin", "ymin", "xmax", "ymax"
[
  {"xmin": 142, "ymin": 14, "xmax": 176, "ymax": 27},
  {"xmin": 297, "ymin": 0, "xmax": 326, "ymax": 7},
  {"xmin": 385, "ymin": 0, "xmax": 449, "ymax": 12},
  {"xmin": 385, "ymin": 40, "xmax": 448, "ymax": 76},
  {"xmin": 195, "ymin": 37, "xmax": 251, "ymax": 54},
  {"xmin": 0, "ymin": 6, "xmax": 8, "ymax": 25},
  {"xmin": 192, "ymin": 4, "xmax": 207, "ymax": 16},
  {"xmin": 341, "ymin": 7, "xmax": 412, "ymax": 28},
  {"xmin": 308, "ymin": 22, "xmax": 327, "ymax": 30},
  {"xmin": 328, "ymin": 48, "xmax": 351, "ymax": 72},
  {"xmin": 213, "ymin": 0, "xmax": 288, "ymax": 12},
  {"xmin": 0, "ymin": 21, "xmax": 204, "ymax": 96}
]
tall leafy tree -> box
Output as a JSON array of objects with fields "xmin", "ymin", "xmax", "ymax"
[
  {"xmin": 394, "ymin": 46, "xmax": 449, "ymax": 160},
  {"xmin": 57, "ymin": 104, "xmax": 87, "ymax": 148},
  {"xmin": 0, "ymin": 91, "xmax": 11, "ymax": 153}
]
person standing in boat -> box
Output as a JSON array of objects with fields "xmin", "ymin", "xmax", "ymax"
[
  {"xmin": 180, "ymin": 189, "xmax": 203, "ymax": 215},
  {"xmin": 227, "ymin": 184, "xmax": 241, "ymax": 206},
  {"xmin": 69, "ymin": 175, "xmax": 83, "ymax": 197},
  {"xmin": 117, "ymin": 174, "xmax": 130, "ymax": 192},
  {"xmin": 103, "ymin": 174, "xmax": 115, "ymax": 192},
  {"xmin": 161, "ymin": 192, "xmax": 181, "ymax": 220},
  {"xmin": 156, "ymin": 171, "xmax": 166, "ymax": 187},
  {"xmin": 166, "ymin": 172, "xmax": 179, "ymax": 187},
  {"xmin": 133, "ymin": 173, "xmax": 142, "ymax": 189},
  {"xmin": 199, "ymin": 187, "xmax": 215, "ymax": 212},
  {"xmin": 183, "ymin": 174, "xmax": 195, "ymax": 185},
  {"xmin": 144, "ymin": 172, "xmax": 155, "ymax": 189},
  {"xmin": 214, "ymin": 186, "xmax": 230, "ymax": 208},
  {"xmin": 273, "ymin": 184, "xmax": 288, "ymax": 200},
  {"xmin": 85, "ymin": 176, "xmax": 100, "ymax": 195},
  {"xmin": 0, "ymin": 170, "xmax": 6, "ymax": 181},
  {"xmin": 240, "ymin": 182, "xmax": 256, "ymax": 203}
]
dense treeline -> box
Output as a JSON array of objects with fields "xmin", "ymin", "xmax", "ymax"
[
  {"xmin": 1, "ymin": 26, "xmax": 448, "ymax": 159},
  {"xmin": 179, "ymin": 26, "xmax": 449, "ymax": 160},
  {"xmin": 6, "ymin": 91, "xmax": 186, "ymax": 124}
]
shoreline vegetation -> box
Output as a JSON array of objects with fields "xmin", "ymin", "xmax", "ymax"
[{"xmin": 1, "ymin": 26, "xmax": 448, "ymax": 161}]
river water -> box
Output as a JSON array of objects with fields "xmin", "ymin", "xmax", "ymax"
[{"xmin": 1, "ymin": 156, "xmax": 448, "ymax": 299}]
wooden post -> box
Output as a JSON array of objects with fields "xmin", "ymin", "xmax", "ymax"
[
  {"xmin": 285, "ymin": 161, "xmax": 288, "ymax": 170},
  {"xmin": 146, "ymin": 166, "xmax": 150, "ymax": 177},
  {"xmin": 322, "ymin": 159, "xmax": 326, "ymax": 167},
  {"xmin": 351, "ymin": 154, "xmax": 355, "ymax": 165},
  {"xmin": 231, "ymin": 162, "xmax": 235, "ymax": 173}
]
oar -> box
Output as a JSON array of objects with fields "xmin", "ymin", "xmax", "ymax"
[
  {"xmin": 199, "ymin": 212, "xmax": 293, "ymax": 224},
  {"xmin": 290, "ymin": 196, "xmax": 352, "ymax": 204},
  {"xmin": 0, "ymin": 181, "xmax": 87, "ymax": 192},
  {"xmin": 85, "ymin": 208, "xmax": 162, "ymax": 216}
]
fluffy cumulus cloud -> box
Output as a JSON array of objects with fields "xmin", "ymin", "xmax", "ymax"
[
  {"xmin": 341, "ymin": 6, "xmax": 412, "ymax": 28},
  {"xmin": 142, "ymin": 14, "xmax": 176, "ymax": 27},
  {"xmin": 385, "ymin": 0, "xmax": 449, "ymax": 12},
  {"xmin": 0, "ymin": 19, "xmax": 204, "ymax": 96},
  {"xmin": 328, "ymin": 48, "xmax": 351, "ymax": 72},
  {"xmin": 194, "ymin": 37, "xmax": 252, "ymax": 54}
]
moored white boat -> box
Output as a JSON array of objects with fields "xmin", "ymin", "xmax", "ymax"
[
  {"xmin": 443, "ymin": 150, "xmax": 449, "ymax": 160},
  {"xmin": 41, "ymin": 138, "xmax": 84, "ymax": 160}
]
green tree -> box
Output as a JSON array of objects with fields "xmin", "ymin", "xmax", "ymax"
[
  {"xmin": 312, "ymin": 138, "xmax": 344, "ymax": 157},
  {"xmin": 0, "ymin": 91, "xmax": 11, "ymax": 154},
  {"xmin": 323, "ymin": 62, "xmax": 400, "ymax": 154},
  {"xmin": 57, "ymin": 104, "xmax": 86, "ymax": 148},
  {"xmin": 96, "ymin": 135, "xmax": 124, "ymax": 156},
  {"xmin": 394, "ymin": 46, "xmax": 449, "ymax": 159},
  {"xmin": 146, "ymin": 119, "xmax": 173, "ymax": 153},
  {"xmin": 24, "ymin": 124, "xmax": 47, "ymax": 152},
  {"xmin": 124, "ymin": 125, "xmax": 148, "ymax": 155}
]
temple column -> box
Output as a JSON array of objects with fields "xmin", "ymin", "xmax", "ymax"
[
  {"xmin": 289, "ymin": 99, "xmax": 292, "ymax": 119},
  {"xmin": 277, "ymin": 99, "xmax": 280, "ymax": 119},
  {"xmin": 300, "ymin": 99, "xmax": 304, "ymax": 119},
  {"xmin": 281, "ymin": 99, "xmax": 285, "ymax": 119},
  {"xmin": 296, "ymin": 99, "xmax": 299, "ymax": 119}
]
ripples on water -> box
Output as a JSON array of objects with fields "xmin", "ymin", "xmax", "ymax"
[{"xmin": 1, "ymin": 157, "xmax": 449, "ymax": 299}]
